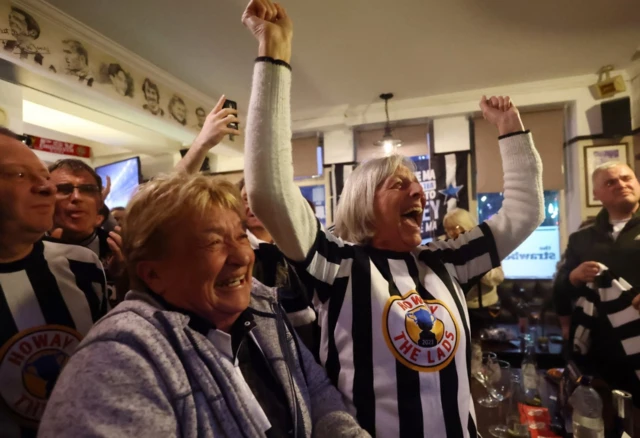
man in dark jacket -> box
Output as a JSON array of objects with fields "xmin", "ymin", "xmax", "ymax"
[
  {"xmin": 554, "ymin": 161, "xmax": 640, "ymax": 389},
  {"xmin": 554, "ymin": 162, "xmax": 640, "ymax": 304}
]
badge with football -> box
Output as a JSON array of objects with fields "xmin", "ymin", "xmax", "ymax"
[{"xmin": 383, "ymin": 291, "xmax": 459, "ymax": 372}]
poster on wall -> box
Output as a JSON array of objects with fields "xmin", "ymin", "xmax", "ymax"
[
  {"xmin": 584, "ymin": 143, "xmax": 628, "ymax": 207},
  {"xmin": 410, "ymin": 151, "xmax": 469, "ymax": 241}
]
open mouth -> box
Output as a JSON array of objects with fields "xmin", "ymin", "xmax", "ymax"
[
  {"xmin": 401, "ymin": 206, "xmax": 423, "ymax": 228},
  {"xmin": 215, "ymin": 275, "xmax": 247, "ymax": 289},
  {"xmin": 67, "ymin": 211, "xmax": 86, "ymax": 219}
]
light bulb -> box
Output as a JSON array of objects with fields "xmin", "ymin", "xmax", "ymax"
[{"xmin": 383, "ymin": 140, "xmax": 394, "ymax": 155}]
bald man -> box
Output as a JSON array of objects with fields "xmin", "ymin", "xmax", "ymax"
[
  {"xmin": 555, "ymin": 162, "xmax": 640, "ymax": 302},
  {"xmin": 553, "ymin": 161, "xmax": 640, "ymax": 404},
  {"xmin": 0, "ymin": 128, "xmax": 108, "ymax": 437}
]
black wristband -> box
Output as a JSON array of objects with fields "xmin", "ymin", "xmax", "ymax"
[
  {"xmin": 255, "ymin": 56, "xmax": 292, "ymax": 71},
  {"xmin": 498, "ymin": 129, "xmax": 530, "ymax": 140}
]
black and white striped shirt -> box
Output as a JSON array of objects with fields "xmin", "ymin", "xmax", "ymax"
[
  {"xmin": 0, "ymin": 240, "xmax": 108, "ymax": 437},
  {"xmin": 294, "ymin": 221, "xmax": 499, "ymax": 437}
]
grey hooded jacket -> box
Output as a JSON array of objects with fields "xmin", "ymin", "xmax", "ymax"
[{"xmin": 38, "ymin": 280, "xmax": 368, "ymax": 438}]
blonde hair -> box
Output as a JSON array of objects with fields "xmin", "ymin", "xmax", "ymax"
[
  {"xmin": 443, "ymin": 208, "xmax": 477, "ymax": 232},
  {"xmin": 122, "ymin": 173, "xmax": 244, "ymax": 287},
  {"xmin": 334, "ymin": 154, "xmax": 415, "ymax": 244}
]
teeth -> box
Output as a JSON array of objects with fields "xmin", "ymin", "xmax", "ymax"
[
  {"xmin": 402, "ymin": 207, "xmax": 423, "ymax": 215},
  {"xmin": 217, "ymin": 276, "xmax": 244, "ymax": 288}
]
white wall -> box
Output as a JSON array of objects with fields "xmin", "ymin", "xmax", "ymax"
[{"xmin": 0, "ymin": 79, "xmax": 23, "ymax": 132}]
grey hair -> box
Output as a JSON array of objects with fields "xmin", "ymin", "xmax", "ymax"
[
  {"xmin": 334, "ymin": 154, "xmax": 416, "ymax": 244},
  {"xmin": 591, "ymin": 161, "xmax": 632, "ymax": 185}
]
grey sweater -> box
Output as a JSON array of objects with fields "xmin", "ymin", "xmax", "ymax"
[{"xmin": 38, "ymin": 281, "xmax": 368, "ymax": 438}]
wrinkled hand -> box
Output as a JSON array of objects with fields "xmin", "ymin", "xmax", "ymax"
[
  {"xmin": 569, "ymin": 261, "xmax": 601, "ymax": 287},
  {"xmin": 102, "ymin": 176, "xmax": 111, "ymax": 202},
  {"xmin": 192, "ymin": 95, "xmax": 241, "ymax": 150},
  {"xmin": 242, "ymin": 0, "xmax": 292, "ymax": 62},
  {"xmin": 106, "ymin": 226, "xmax": 125, "ymax": 278},
  {"xmin": 479, "ymin": 95, "xmax": 525, "ymax": 136}
]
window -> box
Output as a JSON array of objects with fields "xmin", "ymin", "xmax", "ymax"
[
  {"xmin": 300, "ymin": 184, "xmax": 327, "ymax": 227},
  {"xmin": 478, "ymin": 191, "xmax": 560, "ymax": 279}
]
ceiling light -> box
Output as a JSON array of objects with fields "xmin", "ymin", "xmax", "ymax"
[{"xmin": 374, "ymin": 93, "xmax": 402, "ymax": 155}]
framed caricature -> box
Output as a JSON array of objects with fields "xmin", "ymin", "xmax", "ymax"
[{"xmin": 584, "ymin": 143, "xmax": 629, "ymax": 207}]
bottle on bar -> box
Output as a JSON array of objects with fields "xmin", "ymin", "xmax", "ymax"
[
  {"xmin": 612, "ymin": 389, "xmax": 633, "ymax": 437},
  {"xmin": 521, "ymin": 343, "xmax": 541, "ymax": 406}
]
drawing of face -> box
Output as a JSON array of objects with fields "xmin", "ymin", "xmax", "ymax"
[
  {"xmin": 63, "ymin": 43, "xmax": 86, "ymax": 72},
  {"xmin": 196, "ymin": 108, "xmax": 206, "ymax": 128},
  {"xmin": 110, "ymin": 70, "xmax": 128, "ymax": 96},
  {"xmin": 9, "ymin": 9, "xmax": 36, "ymax": 45},
  {"xmin": 170, "ymin": 99, "xmax": 187, "ymax": 125},
  {"xmin": 144, "ymin": 84, "xmax": 159, "ymax": 106}
]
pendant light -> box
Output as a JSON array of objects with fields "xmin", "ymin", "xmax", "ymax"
[{"xmin": 374, "ymin": 93, "xmax": 402, "ymax": 155}]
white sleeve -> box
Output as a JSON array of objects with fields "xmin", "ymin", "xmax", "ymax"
[{"xmin": 244, "ymin": 60, "xmax": 318, "ymax": 262}]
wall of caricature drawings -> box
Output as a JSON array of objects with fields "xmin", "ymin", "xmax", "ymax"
[{"xmin": 0, "ymin": 2, "xmax": 208, "ymax": 130}]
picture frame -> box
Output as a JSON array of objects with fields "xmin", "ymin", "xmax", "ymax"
[{"xmin": 584, "ymin": 143, "xmax": 629, "ymax": 207}]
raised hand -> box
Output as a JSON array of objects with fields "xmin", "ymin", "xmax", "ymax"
[
  {"xmin": 242, "ymin": 0, "xmax": 292, "ymax": 62},
  {"xmin": 106, "ymin": 226, "xmax": 125, "ymax": 278},
  {"xmin": 192, "ymin": 95, "xmax": 241, "ymax": 150},
  {"xmin": 479, "ymin": 95, "xmax": 525, "ymax": 136},
  {"xmin": 102, "ymin": 175, "xmax": 111, "ymax": 202}
]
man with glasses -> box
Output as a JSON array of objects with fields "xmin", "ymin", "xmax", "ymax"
[
  {"xmin": 0, "ymin": 128, "xmax": 108, "ymax": 437},
  {"xmin": 47, "ymin": 159, "xmax": 125, "ymax": 303}
]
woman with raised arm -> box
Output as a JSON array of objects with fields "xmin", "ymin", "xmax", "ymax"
[{"xmin": 242, "ymin": 1, "xmax": 543, "ymax": 436}]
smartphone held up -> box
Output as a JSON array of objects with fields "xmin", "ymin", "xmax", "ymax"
[{"xmin": 223, "ymin": 99, "xmax": 239, "ymax": 141}]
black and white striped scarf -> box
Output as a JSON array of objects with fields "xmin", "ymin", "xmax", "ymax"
[{"xmin": 573, "ymin": 264, "xmax": 640, "ymax": 387}]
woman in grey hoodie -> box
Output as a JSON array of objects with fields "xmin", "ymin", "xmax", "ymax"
[{"xmin": 39, "ymin": 173, "xmax": 368, "ymax": 438}]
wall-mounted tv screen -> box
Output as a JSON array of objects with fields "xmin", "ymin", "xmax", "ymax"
[{"xmin": 95, "ymin": 157, "xmax": 142, "ymax": 209}]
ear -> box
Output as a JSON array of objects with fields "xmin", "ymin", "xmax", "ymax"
[
  {"xmin": 592, "ymin": 188, "xmax": 600, "ymax": 202},
  {"xmin": 136, "ymin": 261, "xmax": 165, "ymax": 295}
]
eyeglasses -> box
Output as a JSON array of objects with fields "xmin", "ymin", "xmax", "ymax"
[{"xmin": 55, "ymin": 183, "xmax": 100, "ymax": 197}]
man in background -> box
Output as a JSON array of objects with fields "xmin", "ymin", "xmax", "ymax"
[
  {"xmin": 554, "ymin": 161, "xmax": 640, "ymax": 400},
  {"xmin": 110, "ymin": 206, "xmax": 126, "ymax": 227},
  {"xmin": 0, "ymin": 128, "xmax": 108, "ymax": 437},
  {"xmin": 47, "ymin": 159, "xmax": 124, "ymax": 302}
]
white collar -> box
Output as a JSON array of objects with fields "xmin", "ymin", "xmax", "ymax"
[{"xmin": 247, "ymin": 229, "xmax": 270, "ymax": 249}]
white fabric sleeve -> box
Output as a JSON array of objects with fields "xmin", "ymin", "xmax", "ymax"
[
  {"xmin": 486, "ymin": 132, "xmax": 545, "ymax": 259},
  {"xmin": 245, "ymin": 61, "xmax": 318, "ymax": 262}
]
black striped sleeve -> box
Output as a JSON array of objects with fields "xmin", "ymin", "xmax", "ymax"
[
  {"xmin": 288, "ymin": 220, "xmax": 353, "ymax": 303},
  {"xmin": 422, "ymin": 222, "xmax": 500, "ymax": 289}
]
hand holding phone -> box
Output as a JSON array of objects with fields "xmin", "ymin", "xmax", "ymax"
[{"xmin": 222, "ymin": 100, "xmax": 239, "ymax": 139}]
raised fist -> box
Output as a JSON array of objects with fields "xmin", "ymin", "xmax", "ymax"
[
  {"xmin": 479, "ymin": 95, "xmax": 525, "ymax": 136},
  {"xmin": 242, "ymin": 0, "xmax": 293, "ymax": 63}
]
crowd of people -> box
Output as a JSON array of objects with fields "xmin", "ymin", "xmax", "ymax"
[{"xmin": 1, "ymin": 0, "xmax": 639, "ymax": 437}]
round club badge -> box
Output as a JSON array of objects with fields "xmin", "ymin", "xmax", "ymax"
[
  {"xmin": 383, "ymin": 291, "xmax": 459, "ymax": 372},
  {"xmin": 0, "ymin": 325, "xmax": 82, "ymax": 427}
]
